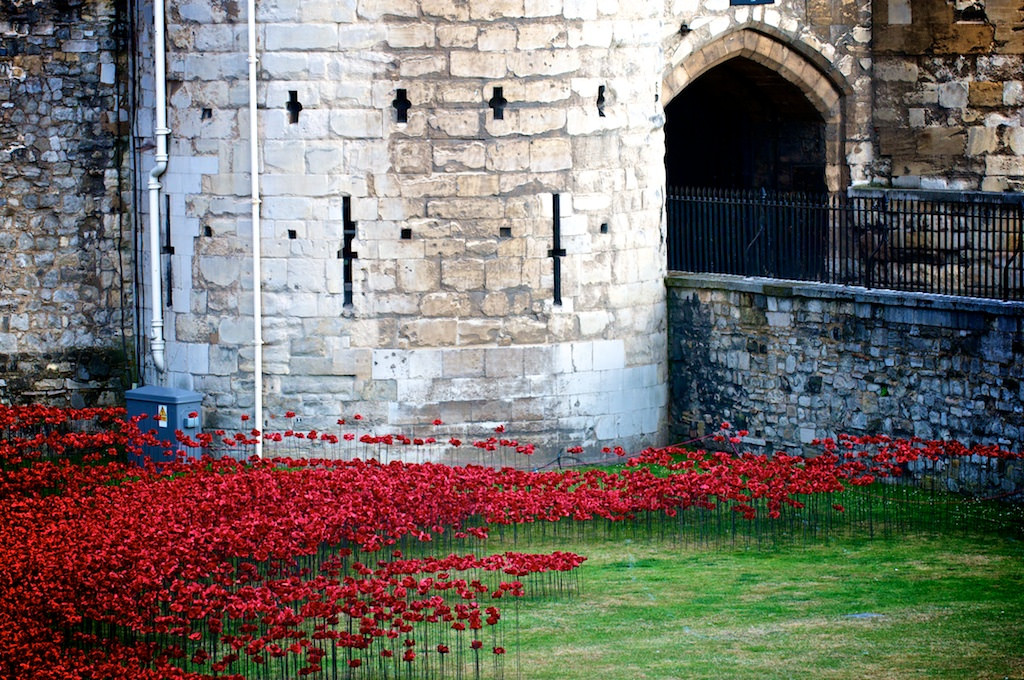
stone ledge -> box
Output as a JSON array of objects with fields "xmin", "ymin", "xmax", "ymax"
[{"xmin": 666, "ymin": 272, "xmax": 1024, "ymax": 320}]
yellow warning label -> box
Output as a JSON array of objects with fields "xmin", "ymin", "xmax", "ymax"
[{"xmin": 156, "ymin": 405, "xmax": 168, "ymax": 428}]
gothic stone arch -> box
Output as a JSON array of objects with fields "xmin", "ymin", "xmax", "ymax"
[{"xmin": 663, "ymin": 27, "xmax": 852, "ymax": 192}]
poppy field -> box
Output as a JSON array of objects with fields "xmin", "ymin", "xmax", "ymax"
[{"xmin": 1, "ymin": 404, "xmax": 1021, "ymax": 680}]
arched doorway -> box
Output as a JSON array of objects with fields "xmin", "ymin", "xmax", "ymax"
[
  {"xmin": 662, "ymin": 27, "xmax": 849, "ymax": 193},
  {"xmin": 662, "ymin": 29, "xmax": 850, "ymax": 278},
  {"xmin": 665, "ymin": 57, "xmax": 827, "ymax": 193}
]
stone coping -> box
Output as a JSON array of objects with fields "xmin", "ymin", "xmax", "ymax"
[
  {"xmin": 666, "ymin": 272, "xmax": 1024, "ymax": 317},
  {"xmin": 847, "ymin": 186, "xmax": 1024, "ymax": 205}
]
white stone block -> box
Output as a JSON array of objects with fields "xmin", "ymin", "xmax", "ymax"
[
  {"xmin": 1004, "ymin": 81, "xmax": 1024, "ymax": 106},
  {"xmin": 304, "ymin": 145, "xmax": 345, "ymax": 174},
  {"xmin": 400, "ymin": 55, "xmax": 448, "ymax": 77},
  {"xmin": 593, "ymin": 413, "xmax": 619, "ymax": 440},
  {"xmin": 568, "ymin": 21, "xmax": 613, "ymax": 47},
  {"xmin": 372, "ymin": 349, "xmax": 410, "ymax": 380},
  {"xmin": 287, "ymin": 259, "xmax": 327, "ymax": 292},
  {"xmin": 437, "ymin": 25, "xmax": 478, "ymax": 47},
  {"xmin": 263, "ymin": 109, "xmax": 331, "ymax": 140},
  {"xmin": 509, "ymin": 49, "xmax": 580, "ymax": 77},
  {"xmin": 262, "ymin": 174, "xmax": 331, "ymax": 197},
  {"xmin": 571, "ymin": 341, "xmax": 593, "ymax": 371},
  {"xmin": 551, "ymin": 342, "xmax": 573, "ymax": 373},
  {"xmin": 218, "ymin": 317, "xmax": 254, "ymax": 345},
  {"xmin": 938, "ymin": 82, "xmax": 969, "ymax": 109},
  {"xmin": 530, "ymin": 138, "xmax": 572, "ymax": 171},
  {"xmin": 592, "ymin": 339, "xmax": 625, "ymax": 370},
  {"xmin": 265, "ymin": 23, "xmax": 339, "ymax": 51},
  {"xmin": 358, "ymin": 0, "xmax": 419, "ymax": 19},
  {"xmin": 301, "ymin": 0, "xmax": 357, "ymax": 22},
  {"xmin": 578, "ymin": 310, "xmax": 610, "ymax": 336},
  {"xmin": 485, "ymin": 346, "xmax": 525, "ymax": 377},
  {"xmin": 450, "ymin": 51, "xmax": 507, "ymax": 78},
  {"xmin": 469, "ymin": 0, "xmax": 525, "ymax": 20},
  {"xmin": 388, "ymin": 24, "xmax": 435, "ymax": 48},
  {"xmin": 442, "ymin": 348, "xmax": 485, "ymax": 378},
  {"xmin": 478, "ymin": 25, "xmax": 517, "ymax": 51},
  {"xmin": 262, "ymin": 196, "xmax": 314, "ymax": 220},
  {"xmin": 329, "ymin": 110, "xmax": 384, "ymax": 138},
  {"xmin": 397, "ymin": 378, "xmax": 438, "ymax": 403},
  {"xmin": 407, "ymin": 349, "xmax": 444, "ymax": 379},
  {"xmin": 336, "ymin": 26, "xmax": 388, "ymax": 50},
  {"xmin": 428, "ymin": 110, "xmax": 482, "ymax": 137},
  {"xmin": 524, "ymin": 0, "xmax": 560, "ymax": 16},
  {"xmin": 187, "ymin": 342, "xmax": 210, "ymax": 375}
]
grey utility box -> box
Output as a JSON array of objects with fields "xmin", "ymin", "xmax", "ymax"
[{"xmin": 125, "ymin": 386, "xmax": 203, "ymax": 465}]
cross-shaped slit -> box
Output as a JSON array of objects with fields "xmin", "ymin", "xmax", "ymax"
[
  {"xmin": 286, "ymin": 91, "xmax": 303, "ymax": 124},
  {"xmin": 488, "ymin": 87, "xmax": 508, "ymax": 120},
  {"xmin": 392, "ymin": 88, "xmax": 412, "ymax": 124}
]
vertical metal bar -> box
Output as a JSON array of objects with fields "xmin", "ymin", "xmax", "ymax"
[
  {"xmin": 983, "ymin": 201, "xmax": 990, "ymax": 299},
  {"xmin": 942, "ymin": 198, "xmax": 949, "ymax": 296},
  {"xmin": 706, "ymin": 187, "xmax": 715, "ymax": 273},
  {"xmin": 705, "ymin": 187, "xmax": 711, "ymax": 272},
  {"xmin": 1003, "ymin": 201, "xmax": 1024, "ymax": 301}
]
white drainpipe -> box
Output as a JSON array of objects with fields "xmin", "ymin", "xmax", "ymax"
[
  {"xmin": 147, "ymin": 0, "xmax": 169, "ymax": 374},
  {"xmin": 247, "ymin": 0, "xmax": 264, "ymax": 457}
]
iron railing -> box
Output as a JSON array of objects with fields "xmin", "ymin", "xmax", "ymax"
[{"xmin": 666, "ymin": 187, "xmax": 1024, "ymax": 301}]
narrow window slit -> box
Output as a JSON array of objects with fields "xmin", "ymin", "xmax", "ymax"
[
  {"xmin": 163, "ymin": 194, "xmax": 174, "ymax": 308},
  {"xmin": 286, "ymin": 91, "xmax": 303, "ymax": 124},
  {"xmin": 548, "ymin": 193, "xmax": 567, "ymax": 306},
  {"xmin": 596, "ymin": 86, "xmax": 606, "ymax": 117},
  {"xmin": 339, "ymin": 196, "xmax": 358, "ymax": 307},
  {"xmin": 392, "ymin": 89, "xmax": 412, "ymax": 124},
  {"xmin": 488, "ymin": 87, "xmax": 508, "ymax": 120}
]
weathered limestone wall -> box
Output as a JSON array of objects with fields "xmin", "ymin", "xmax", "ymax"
[
  {"xmin": 668, "ymin": 273, "xmax": 1024, "ymax": 453},
  {"xmin": 873, "ymin": 0, "xmax": 1024, "ymax": 190},
  {"xmin": 0, "ymin": 0, "xmax": 132, "ymax": 406},
  {"xmin": 154, "ymin": 0, "xmax": 669, "ymax": 453}
]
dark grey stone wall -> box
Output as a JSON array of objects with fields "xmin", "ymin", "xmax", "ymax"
[
  {"xmin": 667, "ymin": 273, "xmax": 1024, "ymax": 454},
  {"xmin": 0, "ymin": 0, "xmax": 133, "ymax": 406}
]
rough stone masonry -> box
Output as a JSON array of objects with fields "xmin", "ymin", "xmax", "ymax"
[{"xmin": 0, "ymin": 0, "xmax": 132, "ymax": 406}]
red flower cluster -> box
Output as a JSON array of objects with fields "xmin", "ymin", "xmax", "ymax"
[
  {"xmin": 1, "ymin": 407, "xmax": 592, "ymax": 679},
  {"xmin": 2, "ymin": 405, "xmax": 1019, "ymax": 679}
]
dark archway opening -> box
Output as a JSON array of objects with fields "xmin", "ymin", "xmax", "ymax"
[{"xmin": 665, "ymin": 57, "xmax": 827, "ymax": 193}]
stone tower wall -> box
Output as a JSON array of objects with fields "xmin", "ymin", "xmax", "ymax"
[
  {"xmin": 873, "ymin": 0, "xmax": 1024, "ymax": 190},
  {"xmin": 156, "ymin": 1, "xmax": 670, "ymax": 453},
  {"xmin": 0, "ymin": 0, "xmax": 132, "ymax": 407}
]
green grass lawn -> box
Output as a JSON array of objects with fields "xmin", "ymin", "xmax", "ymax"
[{"xmin": 502, "ymin": 532, "xmax": 1024, "ymax": 680}]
